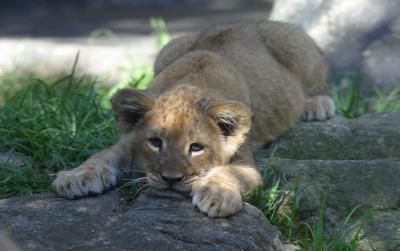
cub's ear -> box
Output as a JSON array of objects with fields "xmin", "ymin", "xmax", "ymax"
[
  {"xmin": 207, "ymin": 101, "xmax": 252, "ymax": 156},
  {"xmin": 207, "ymin": 101, "xmax": 252, "ymax": 136},
  {"xmin": 111, "ymin": 88, "xmax": 155, "ymax": 133}
]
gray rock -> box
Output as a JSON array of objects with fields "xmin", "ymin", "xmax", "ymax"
[
  {"xmin": 0, "ymin": 190, "xmax": 124, "ymax": 251},
  {"xmin": 2, "ymin": 112, "xmax": 399, "ymax": 250},
  {"xmin": 359, "ymin": 211, "xmax": 400, "ymax": 251},
  {"xmin": 362, "ymin": 34, "xmax": 400, "ymax": 87},
  {"xmin": 0, "ymin": 151, "xmax": 25, "ymax": 166},
  {"xmin": 255, "ymin": 159, "xmax": 400, "ymax": 251},
  {"xmin": 0, "ymin": 232, "xmax": 21, "ymax": 251},
  {"xmin": 258, "ymin": 158, "xmax": 400, "ymax": 213},
  {"xmin": 270, "ymin": 0, "xmax": 400, "ymax": 88},
  {"xmin": 257, "ymin": 112, "xmax": 400, "ymax": 251},
  {"xmin": 0, "ymin": 189, "xmax": 288, "ymax": 251},
  {"xmin": 256, "ymin": 158, "xmax": 400, "ymax": 251},
  {"xmin": 260, "ymin": 112, "xmax": 400, "ymax": 160}
]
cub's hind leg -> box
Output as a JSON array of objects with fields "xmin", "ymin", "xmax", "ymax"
[
  {"xmin": 257, "ymin": 21, "xmax": 329, "ymax": 96},
  {"xmin": 257, "ymin": 21, "xmax": 335, "ymax": 121},
  {"xmin": 303, "ymin": 95, "xmax": 335, "ymax": 121}
]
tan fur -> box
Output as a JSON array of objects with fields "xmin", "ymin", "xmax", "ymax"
[{"xmin": 53, "ymin": 21, "xmax": 335, "ymax": 217}]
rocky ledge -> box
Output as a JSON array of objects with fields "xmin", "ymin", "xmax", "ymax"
[
  {"xmin": 257, "ymin": 112, "xmax": 400, "ymax": 251},
  {"xmin": 1, "ymin": 112, "xmax": 399, "ymax": 251},
  {"xmin": 0, "ymin": 189, "xmax": 290, "ymax": 251}
]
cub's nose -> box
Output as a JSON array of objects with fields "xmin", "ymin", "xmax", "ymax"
[{"xmin": 161, "ymin": 173, "xmax": 184, "ymax": 184}]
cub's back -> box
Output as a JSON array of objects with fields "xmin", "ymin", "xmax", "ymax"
[
  {"xmin": 190, "ymin": 22, "xmax": 308, "ymax": 146},
  {"xmin": 151, "ymin": 20, "xmax": 328, "ymax": 148}
]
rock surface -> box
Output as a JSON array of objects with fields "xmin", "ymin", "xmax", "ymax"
[
  {"xmin": 259, "ymin": 159, "xmax": 400, "ymax": 213},
  {"xmin": 258, "ymin": 112, "xmax": 400, "ymax": 251},
  {"xmin": 1, "ymin": 112, "xmax": 399, "ymax": 251},
  {"xmin": 270, "ymin": 0, "xmax": 400, "ymax": 88},
  {"xmin": 259, "ymin": 159, "xmax": 400, "ymax": 251},
  {"xmin": 260, "ymin": 112, "xmax": 400, "ymax": 160},
  {"xmin": 361, "ymin": 211, "xmax": 400, "ymax": 251},
  {"xmin": 0, "ymin": 189, "xmax": 288, "ymax": 251}
]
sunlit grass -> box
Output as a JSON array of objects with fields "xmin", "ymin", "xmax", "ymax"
[
  {"xmin": 150, "ymin": 17, "xmax": 171, "ymax": 50},
  {"xmin": 331, "ymin": 70, "xmax": 400, "ymax": 118}
]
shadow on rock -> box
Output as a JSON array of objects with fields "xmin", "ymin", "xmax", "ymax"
[{"xmin": 0, "ymin": 188, "xmax": 291, "ymax": 251}]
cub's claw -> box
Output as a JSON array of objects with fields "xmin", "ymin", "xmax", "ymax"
[
  {"xmin": 303, "ymin": 95, "xmax": 335, "ymax": 121},
  {"xmin": 52, "ymin": 165, "xmax": 116, "ymax": 199}
]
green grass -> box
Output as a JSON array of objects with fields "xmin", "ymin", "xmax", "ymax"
[
  {"xmin": 331, "ymin": 70, "xmax": 400, "ymax": 118},
  {"xmin": 299, "ymin": 207, "xmax": 363, "ymax": 251},
  {"xmin": 245, "ymin": 170, "xmax": 364, "ymax": 250},
  {"xmin": 0, "ymin": 19, "xmax": 398, "ymax": 249},
  {"xmin": 0, "ymin": 18, "xmax": 166, "ymax": 199},
  {"xmin": 0, "ymin": 74, "xmax": 113, "ymax": 197},
  {"xmin": 0, "ymin": 60, "xmax": 397, "ymax": 249},
  {"xmin": 150, "ymin": 17, "xmax": 171, "ymax": 50},
  {"xmin": 0, "ymin": 155, "xmax": 52, "ymax": 199},
  {"xmin": 0, "ymin": 55, "xmax": 154, "ymax": 199},
  {"xmin": 118, "ymin": 177, "xmax": 148, "ymax": 205},
  {"xmin": 0, "ymin": 72, "xmax": 115, "ymax": 168}
]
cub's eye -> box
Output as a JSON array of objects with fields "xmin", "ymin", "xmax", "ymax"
[
  {"xmin": 189, "ymin": 143, "xmax": 204, "ymax": 157},
  {"xmin": 190, "ymin": 143, "xmax": 204, "ymax": 152},
  {"xmin": 147, "ymin": 137, "xmax": 163, "ymax": 151}
]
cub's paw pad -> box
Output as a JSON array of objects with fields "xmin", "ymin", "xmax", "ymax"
[
  {"xmin": 303, "ymin": 95, "xmax": 335, "ymax": 121},
  {"xmin": 52, "ymin": 165, "xmax": 116, "ymax": 199},
  {"xmin": 192, "ymin": 180, "xmax": 242, "ymax": 217}
]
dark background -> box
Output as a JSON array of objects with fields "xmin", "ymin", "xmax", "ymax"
[{"xmin": 0, "ymin": 0, "xmax": 272, "ymax": 38}]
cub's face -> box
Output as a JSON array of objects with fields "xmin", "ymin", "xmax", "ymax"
[{"xmin": 112, "ymin": 86, "xmax": 251, "ymax": 193}]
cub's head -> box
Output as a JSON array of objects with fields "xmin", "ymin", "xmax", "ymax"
[{"xmin": 111, "ymin": 85, "xmax": 251, "ymax": 193}]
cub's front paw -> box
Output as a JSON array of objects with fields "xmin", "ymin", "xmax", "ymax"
[
  {"xmin": 192, "ymin": 177, "xmax": 242, "ymax": 217},
  {"xmin": 52, "ymin": 165, "xmax": 117, "ymax": 199}
]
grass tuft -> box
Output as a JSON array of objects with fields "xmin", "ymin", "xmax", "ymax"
[
  {"xmin": 245, "ymin": 169, "xmax": 364, "ymax": 250},
  {"xmin": 0, "ymin": 155, "xmax": 52, "ymax": 199},
  {"xmin": 0, "ymin": 75, "xmax": 117, "ymax": 170},
  {"xmin": 150, "ymin": 17, "xmax": 171, "ymax": 50},
  {"xmin": 331, "ymin": 70, "xmax": 400, "ymax": 118},
  {"xmin": 118, "ymin": 177, "xmax": 148, "ymax": 205},
  {"xmin": 0, "ymin": 68, "xmax": 118, "ymax": 198}
]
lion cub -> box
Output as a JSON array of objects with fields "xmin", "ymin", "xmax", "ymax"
[{"xmin": 53, "ymin": 21, "xmax": 335, "ymax": 217}]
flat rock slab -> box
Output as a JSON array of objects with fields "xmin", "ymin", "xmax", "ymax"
[
  {"xmin": 255, "ymin": 158, "xmax": 400, "ymax": 251},
  {"xmin": 360, "ymin": 210, "xmax": 400, "ymax": 251},
  {"xmin": 260, "ymin": 112, "xmax": 400, "ymax": 160},
  {"xmin": 2, "ymin": 112, "xmax": 399, "ymax": 250},
  {"xmin": 259, "ymin": 158, "xmax": 400, "ymax": 212},
  {"xmin": 256, "ymin": 112, "xmax": 400, "ymax": 251},
  {"xmin": 0, "ymin": 189, "xmax": 288, "ymax": 251}
]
